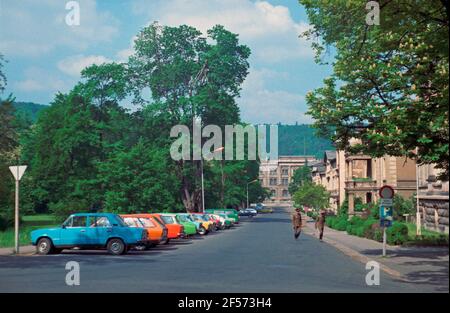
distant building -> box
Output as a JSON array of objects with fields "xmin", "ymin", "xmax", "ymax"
[{"xmin": 259, "ymin": 156, "xmax": 317, "ymax": 203}]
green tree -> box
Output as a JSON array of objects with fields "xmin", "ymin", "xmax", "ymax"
[
  {"xmin": 127, "ymin": 23, "xmax": 251, "ymax": 211},
  {"xmin": 301, "ymin": 0, "xmax": 449, "ymax": 178},
  {"xmin": 288, "ymin": 163, "xmax": 312, "ymax": 195},
  {"xmin": 292, "ymin": 182, "xmax": 330, "ymax": 210}
]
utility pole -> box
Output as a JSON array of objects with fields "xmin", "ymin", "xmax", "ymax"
[{"xmin": 246, "ymin": 179, "xmax": 258, "ymax": 208}]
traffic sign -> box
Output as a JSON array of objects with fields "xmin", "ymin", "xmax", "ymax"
[
  {"xmin": 9, "ymin": 166, "xmax": 27, "ymax": 181},
  {"xmin": 380, "ymin": 198, "xmax": 393, "ymax": 207},
  {"xmin": 379, "ymin": 185, "xmax": 395, "ymax": 199}
]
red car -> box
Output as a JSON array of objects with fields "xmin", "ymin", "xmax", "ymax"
[{"xmin": 151, "ymin": 213, "xmax": 185, "ymax": 243}]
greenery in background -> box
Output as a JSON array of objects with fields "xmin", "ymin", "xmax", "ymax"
[
  {"xmin": 301, "ymin": 0, "xmax": 449, "ymax": 179},
  {"xmin": 325, "ymin": 195, "xmax": 447, "ymax": 246},
  {"xmin": 0, "ymin": 24, "xmax": 269, "ymax": 228},
  {"xmin": 277, "ymin": 124, "xmax": 334, "ymax": 158},
  {"xmin": 292, "ymin": 182, "xmax": 329, "ymax": 211},
  {"xmin": 288, "ymin": 164, "xmax": 312, "ymax": 195}
]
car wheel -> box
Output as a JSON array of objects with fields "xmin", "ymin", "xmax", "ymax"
[
  {"xmin": 36, "ymin": 238, "xmax": 53, "ymax": 255},
  {"xmin": 161, "ymin": 238, "xmax": 170, "ymax": 245},
  {"xmin": 198, "ymin": 226, "xmax": 207, "ymax": 235},
  {"xmin": 107, "ymin": 238, "xmax": 126, "ymax": 255}
]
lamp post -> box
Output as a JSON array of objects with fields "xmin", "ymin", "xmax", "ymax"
[
  {"xmin": 201, "ymin": 146, "xmax": 224, "ymax": 213},
  {"xmin": 246, "ymin": 179, "xmax": 258, "ymax": 208}
]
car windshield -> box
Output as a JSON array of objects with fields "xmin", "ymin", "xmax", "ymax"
[
  {"xmin": 162, "ymin": 216, "xmax": 175, "ymax": 224},
  {"xmin": 138, "ymin": 217, "xmax": 155, "ymax": 228},
  {"xmin": 177, "ymin": 215, "xmax": 188, "ymax": 222},
  {"xmin": 191, "ymin": 215, "xmax": 201, "ymax": 221}
]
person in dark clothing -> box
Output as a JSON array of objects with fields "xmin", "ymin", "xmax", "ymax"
[
  {"xmin": 315, "ymin": 210, "xmax": 326, "ymax": 241},
  {"xmin": 292, "ymin": 208, "xmax": 303, "ymax": 240}
]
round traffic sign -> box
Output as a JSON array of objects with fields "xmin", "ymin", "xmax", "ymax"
[{"xmin": 379, "ymin": 185, "xmax": 395, "ymax": 199}]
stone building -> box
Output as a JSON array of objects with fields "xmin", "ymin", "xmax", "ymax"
[
  {"xmin": 259, "ymin": 156, "xmax": 317, "ymax": 203},
  {"xmin": 417, "ymin": 164, "xmax": 449, "ymax": 234}
]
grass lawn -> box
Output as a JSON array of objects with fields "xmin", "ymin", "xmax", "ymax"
[
  {"xmin": 405, "ymin": 222, "xmax": 449, "ymax": 246},
  {"xmin": 0, "ymin": 214, "xmax": 58, "ymax": 248}
]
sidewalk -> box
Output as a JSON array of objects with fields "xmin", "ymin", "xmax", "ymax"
[
  {"xmin": 0, "ymin": 245, "xmax": 35, "ymax": 256},
  {"xmin": 302, "ymin": 218, "xmax": 449, "ymax": 292}
]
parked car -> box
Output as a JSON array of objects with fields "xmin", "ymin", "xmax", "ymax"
[
  {"xmin": 191, "ymin": 213, "xmax": 216, "ymax": 231},
  {"xmin": 151, "ymin": 213, "xmax": 184, "ymax": 244},
  {"xmin": 260, "ymin": 207, "xmax": 274, "ymax": 214},
  {"xmin": 189, "ymin": 213, "xmax": 214, "ymax": 234},
  {"xmin": 206, "ymin": 209, "xmax": 239, "ymax": 223},
  {"xmin": 31, "ymin": 213, "xmax": 148, "ymax": 255},
  {"xmin": 163, "ymin": 213, "xmax": 197, "ymax": 237},
  {"xmin": 239, "ymin": 208, "xmax": 257, "ymax": 217},
  {"xmin": 120, "ymin": 214, "xmax": 168, "ymax": 248},
  {"xmin": 165, "ymin": 213, "xmax": 197, "ymax": 236}
]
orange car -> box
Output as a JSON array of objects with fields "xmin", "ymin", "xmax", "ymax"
[
  {"xmin": 151, "ymin": 214, "xmax": 185, "ymax": 244},
  {"xmin": 120, "ymin": 214, "xmax": 168, "ymax": 248}
]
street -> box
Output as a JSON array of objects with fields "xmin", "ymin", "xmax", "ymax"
[{"xmin": 0, "ymin": 208, "xmax": 436, "ymax": 293}]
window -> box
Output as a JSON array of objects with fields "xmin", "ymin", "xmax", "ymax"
[
  {"xmin": 90, "ymin": 216, "xmax": 111, "ymax": 228},
  {"xmin": 123, "ymin": 217, "xmax": 142, "ymax": 228},
  {"xmin": 270, "ymin": 190, "xmax": 276, "ymax": 198},
  {"xmin": 281, "ymin": 178, "xmax": 288, "ymax": 186},
  {"xmin": 70, "ymin": 216, "xmax": 87, "ymax": 228},
  {"xmin": 269, "ymin": 178, "xmax": 277, "ymax": 186},
  {"xmin": 270, "ymin": 169, "xmax": 277, "ymax": 176},
  {"xmin": 161, "ymin": 216, "xmax": 175, "ymax": 224},
  {"xmin": 281, "ymin": 167, "xmax": 289, "ymax": 176},
  {"xmin": 139, "ymin": 218, "xmax": 156, "ymax": 228},
  {"xmin": 282, "ymin": 190, "xmax": 289, "ymax": 197}
]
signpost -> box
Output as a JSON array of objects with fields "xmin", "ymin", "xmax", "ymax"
[
  {"xmin": 379, "ymin": 185, "xmax": 394, "ymax": 257},
  {"xmin": 9, "ymin": 165, "xmax": 27, "ymax": 254}
]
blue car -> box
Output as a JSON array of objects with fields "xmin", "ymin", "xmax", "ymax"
[{"xmin": 31, "ymin": 213, "xmax": 148, "ymax": 255}]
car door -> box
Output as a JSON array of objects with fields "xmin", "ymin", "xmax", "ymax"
[
  {"xmin": 86, "ymin": 215, "xmax": 113, "ymax": 245},
  {"xmin": 60, "ymin": 215, "xmax": 89, "ymax": 246}
]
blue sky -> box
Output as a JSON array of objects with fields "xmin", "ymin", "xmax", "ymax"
[{"xmin": 0, "ymin": 0, "xmax": 333, "ymax": 124}]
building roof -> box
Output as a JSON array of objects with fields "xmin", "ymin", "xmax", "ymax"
[{"xmin": 324, "ymin": 150, "xmax": 337, "ymax": 162}]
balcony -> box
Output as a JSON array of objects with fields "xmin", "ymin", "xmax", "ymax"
[{"xmin": 345, "ymin": 179, "xmax": 377, "ymax": 191}]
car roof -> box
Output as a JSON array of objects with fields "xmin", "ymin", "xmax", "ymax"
[{"xmin": 71, "ymin": 213, "xmax": 117, "ymax": 217}]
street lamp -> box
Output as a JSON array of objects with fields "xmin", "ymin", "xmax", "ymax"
[
  {"xmin": 201, "ymin": 146, "xmax": 224, "ymax": 213},
  {"xmin": 246, "ymin": 179, "xmax": 258, "ymax": 208}
]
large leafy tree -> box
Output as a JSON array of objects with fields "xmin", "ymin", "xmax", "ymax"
[
  {"xmin": 301, "ymin": 0, "xmax": 449, "ymax": 178},
  {"xmin": 128, "ymin": 23, "xmax": 251, "ymax": 211},
  {"xmin": 288, "ymin": 163, "xmax": 312, "ymax": 195},
  {"xmin": 293, "ymin": 182, "xmax": 330, "ymax": 210}
]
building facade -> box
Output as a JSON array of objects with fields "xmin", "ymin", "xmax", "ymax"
[
  {"xmin": 259, "ymin": 156, "xmax": 318, "ymax": 203},
  {"xmin": 417, "ymin": 164, "xmax": 449, "ymax": 234}
]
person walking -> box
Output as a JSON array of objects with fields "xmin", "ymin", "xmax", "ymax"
[
  {"xmin": 315, "ymin": 210, "xmax": 326, "ymax": 241},
  {"xmin": 292, "ymin": 208, "xmax": 303, "ymax": 240}
]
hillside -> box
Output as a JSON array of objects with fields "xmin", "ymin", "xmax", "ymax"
[
  {"xmin": 278, "ymin": 124, "xmax": 334, "ymax": 158},
  {"xmin": 13, "ymin": 101, "xmax": 48, "ymax": 122}
]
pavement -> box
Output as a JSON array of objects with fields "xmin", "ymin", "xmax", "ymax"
[
  {"xmin": 0, "ymin": 208, "xmax": 447, "ymax": 292},
  {"xmin": 292, "ymin": 210, "xmax": 449, "ymax": 292}
]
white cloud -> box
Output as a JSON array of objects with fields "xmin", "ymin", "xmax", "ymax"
[
  {"xmin": 131, "ymin": 0, "xmax": 313, "ymax": 63},
  {"xmin": 0, "ymin": 0, "xmax": 119, "ymax": 57},
  {"xmin": 239, "ymin": 69, "xmax": 312, "ymax": 124},
  {"xmin": 57, "ymin": 54, "xmax": 112, "ymax": 76},
  {"xmin": 14, "ymin": 67, "xmax": 68, "ymax": 93}
]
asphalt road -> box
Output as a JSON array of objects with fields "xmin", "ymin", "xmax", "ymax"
[{"xmin": 0, "ymin": 209, "xmax": 427, "ymax": 292}]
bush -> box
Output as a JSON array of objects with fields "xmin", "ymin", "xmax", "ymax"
[
  {"xmin": 386, "ymin": 222, "xmax": 409, "ymax": 245},
  {"xmin": 0, "ymin": 211, "xmax": 23, "ymax": 231},
  {"xmin": 334, "ymin": 216, "xmax": 349, "ymax": 231}
]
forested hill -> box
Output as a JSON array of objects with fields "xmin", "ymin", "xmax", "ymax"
[
  {"xmin": 12, "ymin": 101, "xmax": 48, "ymax": 122},
  {"xmin": 277, "ymin": 124, "xmax": 334, "ymax": 158},
  {"xmin": 10, "ymin": 102, "xmax": 333, "ymax": 158}
]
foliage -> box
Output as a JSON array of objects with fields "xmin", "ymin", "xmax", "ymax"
[
  {"xmin": 292, "ymin": 182, "xmax": 330, "ymax": 210},
  {"xmin": 301, "ymin": 0, "xmax": 449, "ymax": 179},
  {"xmin": 393, "ymin": 194, "xmax": 415, "ymax": 220},
  {"xmin": 288, "ymin": 164, "xmax": 312, "ymax": 195},
  {"xmin": 386, "ymin": 222, "xmax": 409, "ymax": 245}
]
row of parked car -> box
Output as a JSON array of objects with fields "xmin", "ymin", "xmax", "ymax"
[{"xmin": 31, "ymin": 209, "xmax": 242, "ymax": 255}]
